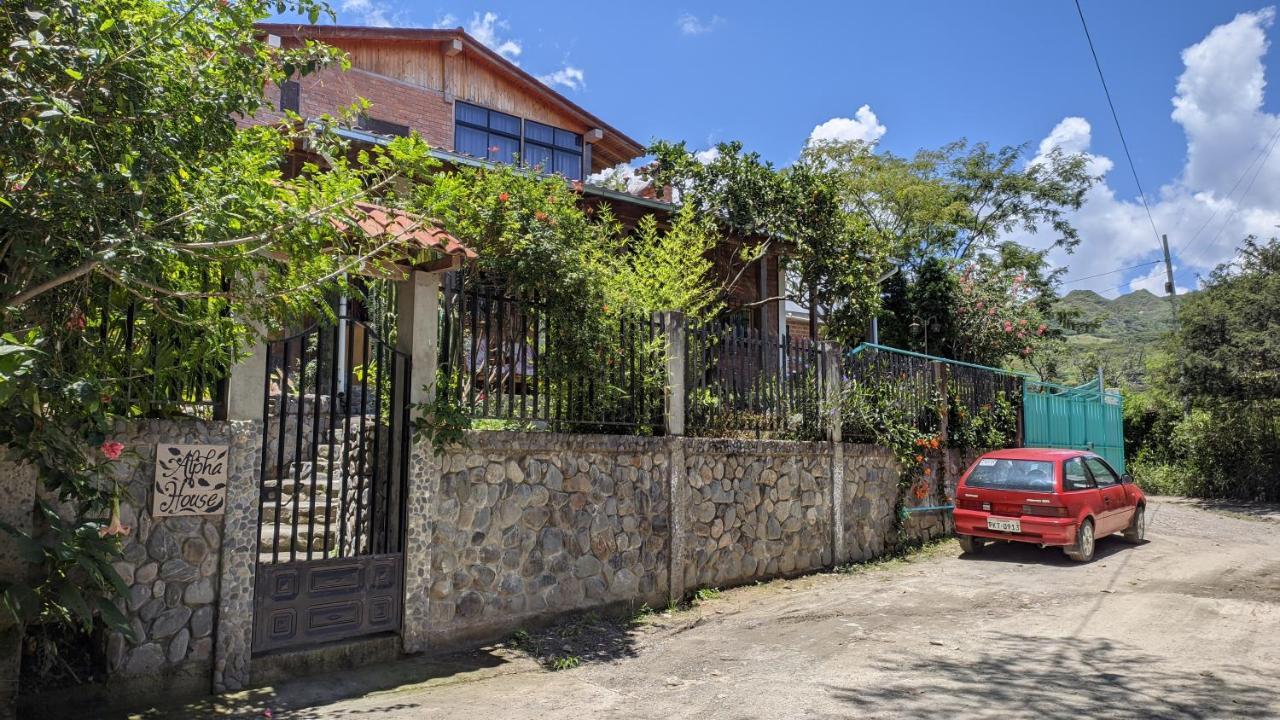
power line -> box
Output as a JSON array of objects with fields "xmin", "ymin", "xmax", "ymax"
[
  {"xmin": 1060, "ymin": 260, "xmax": 1162, "ymax": 286},
  {"xmin": 1185, "ymin": 122, "xmax": 1280, "ymax": 259},
  {"xmin": 1177, "ymin": 123, "xmax": 1280, "ymax": 256},
  {"xmin": 1073, "ymin": 0, "xmax": 1164, "ymax": 253}
]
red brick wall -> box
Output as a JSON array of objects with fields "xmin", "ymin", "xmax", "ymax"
[{"xmin": 245, "ymin": 67, "xmax": 454, "ymax": 150}]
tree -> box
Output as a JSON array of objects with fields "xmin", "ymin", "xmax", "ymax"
[{"xmin": 1, "ymin": 0, "xmax": 436, "ymax": 631}]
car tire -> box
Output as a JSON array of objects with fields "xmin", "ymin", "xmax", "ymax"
[
  {"xmin": 1122, "ymin": 505, "xmax": 1146, "ymax": 544},
  {"xmin": 1064, "ymin": 519, "xmax": 1095, "ymax": 563},
  {"xmin": 957, "ymin": 534, "xmax": 984, "ymax": 555}
]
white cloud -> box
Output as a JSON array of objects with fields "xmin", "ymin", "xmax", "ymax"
[
  {"xmin": 431, "ymin": 13, "xmax": 457, "ymax": 29},
  {"xmin": 677, "ymin": 13, "xmax": 724, "ymax": 36},
  {"xmin": 693, "ymin": 147, "xmax": 721, "ymax": 164},
  {"xmin": 468, "ymin": 11, "xmax": 522, "ymax": 62},
  {"xmin": 538, "ymin": 66, "xmax": 586, "ymax": 92},
  {"xmin": 587, "ymin": 162, "xmax": 650, "ymax": 194},
  {"xmin": 807, "ymin": 104, "xmax": 887, "ymax": 146},
  {"xmin": 341, "ymin": 0, "xmax": 392, "ymax": 27},
  {"xmin": 1028, "ymin": 8, "xmax": 1280, "ymax": 297}
]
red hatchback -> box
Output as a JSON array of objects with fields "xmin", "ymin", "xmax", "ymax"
[{"xmin": 953, "ymin": 449, "xmax": 1146, "ymax": 562}]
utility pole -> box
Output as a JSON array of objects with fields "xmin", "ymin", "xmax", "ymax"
[{"xmin": 1162, "ymin": 234, "xmax": 1191, "ymax": 414}]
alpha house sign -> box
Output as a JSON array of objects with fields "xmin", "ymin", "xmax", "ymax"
[{"xmin": 152, "ymin": 443, "xmax": 229, "ymax": 517}]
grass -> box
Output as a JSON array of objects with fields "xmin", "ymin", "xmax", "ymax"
[
  {"xmin": 550, "ymin": 655, "xmax": 581, "ymax": 671},
  {"xmin": 833, "ymin": 535, "xmax": 956, "ymax": 575}
]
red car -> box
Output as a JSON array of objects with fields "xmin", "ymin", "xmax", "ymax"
[{"xmin": 953, "ymin": 449, "xmax": 1146, "ymax": 562}]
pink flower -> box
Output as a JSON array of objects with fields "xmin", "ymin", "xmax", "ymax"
[
  {"xmin": 1017, "ymin": 331, "xmax": 1025, "ymax": 339},
  {"xmin": 1015, "ymin": 274, "xmax": 1026, "ymax": 283},
  {"xmin": 572, "ymin": 180, "xmax": 584, "ymax": 193},
  {"xmin": 987, "ymin": 308, "xmax": 996, "ymax": 316},
  {"xmin": 976, "ymin": 301, "xmax": 985, "ymax": 310},
  {"xmin": 1003, "ymin": 321, "xmax": 1013, "ymax": 333},
  {"xmin": 1037, "ymin": 323, "xmax": 1047, "ymax": 335},
  {"xmin": 1018, "ymin": 318, "xmax": 1027, "ymax": 326},
  {"xmin": 1022, "ymin": 346, "xmax": 1033, "ymax": 356},
  {"xmin": 101, "ymin": 441, "xmax": 124, "ymax": 460}
]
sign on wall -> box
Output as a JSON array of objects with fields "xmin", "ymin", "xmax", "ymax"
[{"xmin": 152, "ymin": 444, "xmax": 229, "ymax": 517}]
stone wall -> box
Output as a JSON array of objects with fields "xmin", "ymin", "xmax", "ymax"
[
  {"xmin": 418, "ymin": 432, "xmax": 671, "ymax": 648},
  {"xmin": 682, "ymin": 439, "xmax": 832, "ymax": 589},
  {"xmin": 0, "ymin": 462, "xmax": 35, "ymax": 720},
  {"xmin": 8, "ymin": 419, "xmax": 261, "ymax": 716}
]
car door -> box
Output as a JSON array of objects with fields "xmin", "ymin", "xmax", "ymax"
[
  {"xmin": 1061, "ymin": 457, "xmax": 1104, "ymax": 529},
  {"xmin": 1085, "ymin": 456, "xmax": 1129, "ymax": 535}
]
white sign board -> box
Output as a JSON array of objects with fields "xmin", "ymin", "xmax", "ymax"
[{"xmin": 152, "ymin": 444, "xmax": 229, "ymax": 517}]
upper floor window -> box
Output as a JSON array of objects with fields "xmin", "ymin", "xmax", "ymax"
[
  {"xmin": 523, "ymin": 120, "xmax": 583, "ymax": 181},
  {"xmin": 454, "ymin": 102, "xmax": 583, "ymax": 180},
  {"xmin": 454, "ymin": 102, "xmax": 520, "ymax": 165}
]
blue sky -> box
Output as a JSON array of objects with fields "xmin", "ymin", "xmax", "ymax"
[{"xmin": 288, "ymin": 1, "xmax": 1280, "ymax": 296}]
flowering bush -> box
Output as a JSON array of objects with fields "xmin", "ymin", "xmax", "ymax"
[{"xmin": 952, "ymin": 258, "xmax": 1058, "ymax": 366}]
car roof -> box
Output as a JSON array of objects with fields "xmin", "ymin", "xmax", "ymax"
[{"xmin": 976, "ymin": 448, "xmax": 1091, "ymax": 462}]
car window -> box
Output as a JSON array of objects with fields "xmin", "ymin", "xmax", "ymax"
[
  {"xmin": 1064, "ymin": 458, "xmax": 1094, "ymax": 491},
  {"xmin": 1085, "ymin": 457, "xmax": 1119, "ymax": 487},
  {"xmin": 965, "ymin": 458, "xmax": 1057, "ymax": 493}
]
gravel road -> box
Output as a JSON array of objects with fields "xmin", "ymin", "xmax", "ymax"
[{"xmin": 121, "ymin": 497, "xmax": 1280, "ymax": 720}]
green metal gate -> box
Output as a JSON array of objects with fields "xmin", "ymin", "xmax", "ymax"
[{"xmin": 1022, "ymin": 377, "xmax": 1125, "ymax": 473}]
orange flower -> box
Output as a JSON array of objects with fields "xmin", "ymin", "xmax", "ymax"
[
  {"xmin": 572, "ymin": 180, "xmax": 584, "ymax": 193},
  {"xmin": 535, "ymin": 211, "xmax": 548, "ymax": 222},
  {"xmin": 923, "ymin": 467, "xmax": 933, "ymax": 476},
  {"xmin": 929, "ymin": 438, "xmax": 940, "ymax": 449},
  {"xmin": 498, "ymin": 192, "xmax": 509, "ymax": 203},
  {"xmin": 914, "ymin": 454, "xmax": 924, "ymax": 463}
]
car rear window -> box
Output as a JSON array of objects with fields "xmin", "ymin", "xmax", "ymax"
[{"xmin": 965, "ymin": 458, "xmax": 1056, "ymax": 493}]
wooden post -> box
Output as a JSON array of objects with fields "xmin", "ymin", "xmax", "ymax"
[{"xmin": 823, "ymin": 342, "xmax": 844, "ymax": 565}]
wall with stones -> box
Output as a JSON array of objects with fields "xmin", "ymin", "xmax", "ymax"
[
  {"xmin": 418, "ymin": 432, "xmax": 670, "ymax": 648},
  {"xmin": 0, "ymin": 462, "xmax": 36, "ymax": 720},
  {"xmin": 681, "ymin": 439, "xmax": 832, "ymax": 590}
]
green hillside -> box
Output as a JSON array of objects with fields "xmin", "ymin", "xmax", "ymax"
[{"xmin": 1050, "ymin": 288, "xmax": 1190, "ymax": 387}]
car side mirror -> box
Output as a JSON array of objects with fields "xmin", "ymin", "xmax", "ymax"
[{"xmin": 1121, "ymin": 474, "xmax": 1134, "ymax": 484}]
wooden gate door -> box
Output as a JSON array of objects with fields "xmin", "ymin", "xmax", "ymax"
[{"xmin": 252, "ymin": 312, "xmax": 412, "ymax": 654}]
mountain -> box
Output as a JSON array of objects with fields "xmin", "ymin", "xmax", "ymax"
[{"xmin": 1051, "ymin": 288, "xmax": 1192, "ymax": 387}]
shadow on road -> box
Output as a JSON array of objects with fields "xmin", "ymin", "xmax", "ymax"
[
  {"xmin": 825, "ymin": 632, "xmax": 1280, "ymax": 719},
  {"xmin": 956, "ymin": 534, "xmax": 1138, "ymax": 566}
]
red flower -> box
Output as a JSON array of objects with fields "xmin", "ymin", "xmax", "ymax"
[
  {"xmin": 498, "ymin": 192, "xmax": 509, "ymax": 203},
  {"xmin": 101, "ymin": 441, "xmax": 124, "ymax": 460},
  {"xmin": 65, "ymin": 309, "xmax": 86, "ymax": 332},
  {"xmin": 100, "ymin": 393, "xmax": 112, "ymax": 405},
  {"xmin": 488, "ymin": 145, "xmax": 500, "ymax": 153}
]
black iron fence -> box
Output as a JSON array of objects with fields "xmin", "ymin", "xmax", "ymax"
[
  {"xmin": 685, "ymin": 323, "xmax": 825, "ymax": 440},
  {"xmin": 438, "ymin": 280, "xmax": 664, "ymax": 433},
  {"xmin": 88, "ymin": 290, "xmax": 229, "ymax": 419}
]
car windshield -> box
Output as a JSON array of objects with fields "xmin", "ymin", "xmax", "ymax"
[{"xmin": 965, "ymin": 458, "xmax": 1056, "ymax": 493}]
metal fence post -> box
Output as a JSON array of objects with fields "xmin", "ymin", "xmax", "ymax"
[
  {"xmin": 400, "ymin": 269, "xmax": 442, "ymax": 655},
  {"xmin": 822, "ymin": 342, "xmax": 845, "ymax": 565}
]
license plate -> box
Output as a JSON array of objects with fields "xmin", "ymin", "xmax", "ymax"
[{"xmin": 987, "ymin": 517, "xmax": 1021, "ymax": 533}]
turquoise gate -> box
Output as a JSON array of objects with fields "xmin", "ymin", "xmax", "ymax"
[{"xmin": 1022, "ymin": 377, "xmax": 1125, "ymax": 474}]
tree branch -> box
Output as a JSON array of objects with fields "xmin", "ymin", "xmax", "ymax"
[{"xmin": 3, "ymin": 259, "xmax": 100, "ymax": 309}]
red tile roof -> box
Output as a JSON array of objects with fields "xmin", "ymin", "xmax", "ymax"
[{"xmin": 331, "ymin": 201, "xmax": 476, "ymax": 259}]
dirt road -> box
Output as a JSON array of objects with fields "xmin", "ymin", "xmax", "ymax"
[{"xmin": 128, "ymin": 497, "xmax": 1280, "ymax": 719}]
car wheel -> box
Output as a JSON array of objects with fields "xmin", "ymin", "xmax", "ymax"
[
  {"xmin": 1123, "ymin": 505, "xmax": 1146, "ymax": 543},
  {"xmin": 957, "ymin": 534, "xmax": 984, "ymax": 555},
  {"xmin": 1064, "ymin": 519, "xmax": 1095, "ymax": 563}
]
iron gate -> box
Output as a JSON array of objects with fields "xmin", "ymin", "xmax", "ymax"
[{"xmin": 252, "ymin": 312, "xmax": 411, "ymax": 654}]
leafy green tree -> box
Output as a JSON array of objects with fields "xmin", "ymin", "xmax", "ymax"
[{"xmin": 0, "ymin": 0, "xmax": 436, "ymax": 631}]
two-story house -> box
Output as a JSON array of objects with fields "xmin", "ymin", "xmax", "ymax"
[{"xmin": 252, "ymin": 23, "xmax": 787, "ymax": 339}]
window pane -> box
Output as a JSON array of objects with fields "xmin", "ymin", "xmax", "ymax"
[
  {"xmin": 525, "ymin": 144, "xmax": 553, "ymax": 173},
  {"xmin": 455, "ymin": 125, "xmax": 488, "ymax": 158},
  {"xmin": 455, "ymin": 102, "xmax": 487, "ymax": 126},
  {"xmin": 489, "ymin": 110, "xmax": 521, "ymax": 136},
  {"xmin": 525, "ymin": 120, "xmax": 555, "ymax": 145},
  {"xmin": 554, "ymin": 149, "xmax": 582, "ymax": 180},
  {"xmin": 1064, "ymin": 459, "xmax": 1093, "ymax": 491},
  {"xmin": 554, "ymin": 128, "xmax": 582, "ymax": 150},
  {"xmin": 966, "ymin": 458, "xmax": 1057, "ymax": 493},
  {"xmin": 489, "ymin": 133, "xmax": 519, "ymax": 165},
  {"xmin": 1085, "ymin": 458, "xmax": 1118, "ymax": 486}
]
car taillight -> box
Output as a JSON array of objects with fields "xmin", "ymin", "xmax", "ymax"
[
  {"xmin": 956, "ymin": 498, "xmax": 984, "ymax": 510},
  {"xmin": 1022, "ymin": 504, "xmax": 1068, "ymax": 517}
]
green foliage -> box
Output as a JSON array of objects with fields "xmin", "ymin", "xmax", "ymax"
[
  {"xmin": 1, "ymin": 0, "xmax": 439, "ymax": 633},
  {"xmin": 692, "ymin": 586, "xmax": 721, "ymax": 603},
  {"xmin": 949, "ymin": 390, "xmax": 1019, "ymax": 451},
  {"xmin": 1050, "ymin": 288, "xmax": 1186, "ymax": 387},
  {"xmin": 1128, "ymin": 457, "xmax": 1189, "ymax": 496},
  {"xmin": 599, "ymin": 205, "xmax": 723, "ymax": 322},
  {"xmin": 550, "ymin": 655, "xmax": 581, "ymax": 671},
  {"xmin": 1123, "ymin": 239, "xmax": 1280, "ymax": 502}
]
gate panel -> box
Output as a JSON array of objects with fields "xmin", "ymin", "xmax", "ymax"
[
  {"xmin": 254, "ymin": 310, "xmax": 411, "ymax": 654},
  {"xmin": 1023, "ymin": 379, "xmax": 1125, "ymax": 473}
]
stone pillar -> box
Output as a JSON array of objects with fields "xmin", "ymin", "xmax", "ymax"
[
  {"xmin": 400, "ymin": 270, "xmax": 442, "ymax": 655},
  {"xmin": 213, "ymin": 329, "xmax": 268, "ymax": 693},
  {"xmin": 657, "ymin": 311, "xmax": 686, "ymax": 437},
  {"xmin": 0, "ymin": 463, "xmax": 35, "ymax": 720},
  {"xmin": 667, "ymin": 438, "xmax": 687, "ymax": 607},
  {"xmin": 822, "ymin": 342, "xmax": 845, "ymax": 566}
]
